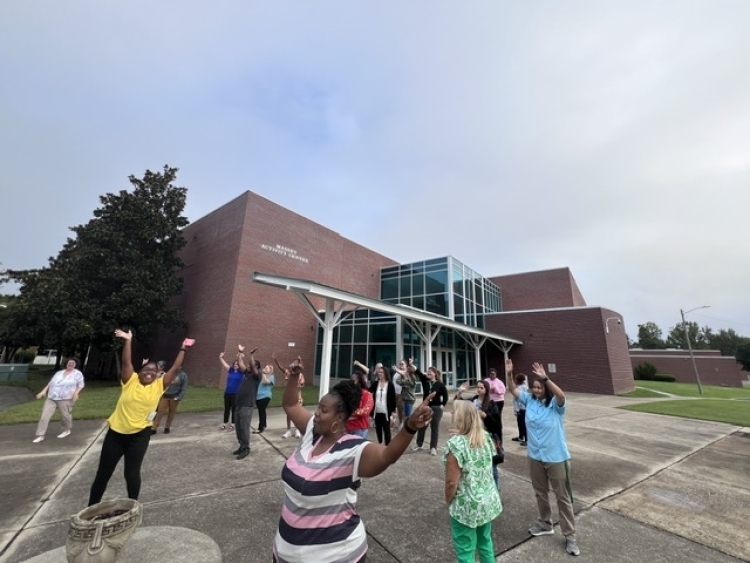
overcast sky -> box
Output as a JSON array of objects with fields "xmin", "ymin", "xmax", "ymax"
[{"xmin": 1, "ymin": 1, "xmax": 748, "ymax": 341}]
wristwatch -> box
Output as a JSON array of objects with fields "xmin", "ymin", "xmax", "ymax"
[{"xmin": 541, "ymin": 377, "xmax": 549, "ymax": 382}]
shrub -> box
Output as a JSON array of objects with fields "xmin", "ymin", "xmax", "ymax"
[
  {"xmin": 12, "ymin": 350, "xmax": 36, "ymax": 364},
  {"xmin": 634, "ymin": 362, "xmax": 657, "ymax": 380},
  {"xmin": 652, "ymin": 373, "xmax": 676, "ymax": 382}
]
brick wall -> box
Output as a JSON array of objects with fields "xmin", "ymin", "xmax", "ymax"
[
  {"xmin": 484, "ymin": 307, "xmax": 633, "ymax": 395},
  {"xmin": 489, "ymin": 268, "xmax": 588, "ymax": 311},
  {"xmin": 630, "ymin": 350, "xmax": 746, "ymax": 387},
  {"xmin": 154, "ymin": 191, "xmax": 397, "ymax": 387}
]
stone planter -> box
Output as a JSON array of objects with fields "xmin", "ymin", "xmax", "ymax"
[{"xmin": 66, "ymin": 499, "xmax": 142, "ymax": 563}]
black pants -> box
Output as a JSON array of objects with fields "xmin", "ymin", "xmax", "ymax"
[
  {"xmin": 224, "ymin": 393, "xmax": 237, "ymax": 424},
  {"xmin": 374, "ymin": 412, "xmax": 392, "ymax": 445},
  {"xmin": 416, "ymin": 406, "xmax": 443, "ymax": 449},
  {"xmin": 516, "ymin": 409, "xmax": 527, "ymax": 441},
  {"xmin": 256, "ymin": 397, "xmax": 271, "ymax": 431},
  {"xmin": 88, "ymin": 427, "xmax": 151, "ymax": 506},
  {"xmin": 493, "ymin": 400, "xmax": 504, "ymax": 437}
]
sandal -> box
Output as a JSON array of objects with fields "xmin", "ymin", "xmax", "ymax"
[
  {"xmin": 228, "ymin": 425, "xmax": 235, "ymax": 431},
  {"xmin": 219, "ymin": 425, "xmax": 226, "ymax": 430}
]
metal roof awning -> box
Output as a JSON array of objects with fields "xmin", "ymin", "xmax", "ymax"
[{"xmin": 252, "ymin": 272, "xmax": 523, "ymax": 398}]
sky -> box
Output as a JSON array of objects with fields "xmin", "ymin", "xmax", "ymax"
[{"xmin": 1, "ymin": 1, "xmax": 748, "ymax": 342}]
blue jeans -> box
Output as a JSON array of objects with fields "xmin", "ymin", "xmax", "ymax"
[
  {"xmin": 402, "ymin": 400, "xmax": 414, "ymax": 418},
  {"xmin": 350, "ymin": 428, "xmax": 369, "ymax": 439}
]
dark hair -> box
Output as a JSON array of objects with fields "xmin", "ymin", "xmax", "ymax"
[
  {"xmin": 476, "ymin": 379, "xmax": 493, "ymax": 413},
  {"xmin": 514, "ymin": 372, "xmax": 527, "ymax": 385},
  {"xmin": 65, "ymin": 358, "xmax": 81, "ymax": 369},
  {"xmin": 330, "ymin": 379, "xmax": 362, "ymax": 420},
  {"xmin": 254, "ymin": 360, "xmax": 261, "ymax": 370},
  {"xmin": 532, "ymin": 377, "xmax": 554, "ymax": 407},
  {"xmin": 351, "ymin": 372, "xmax": 368, "ymax": 389}
]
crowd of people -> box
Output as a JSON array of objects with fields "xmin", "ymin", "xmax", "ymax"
[{"xmin": 29, "ymin": 337, "xmax": 580, "ymax": 560}]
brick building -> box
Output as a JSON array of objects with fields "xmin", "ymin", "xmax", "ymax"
[
  {"xmin": 154, "ymin": 191, "xmax": 633, "ymax": 395},
  {"xmin": 629, "ymin": 349, "xmax": 746, "ymax": 388}
]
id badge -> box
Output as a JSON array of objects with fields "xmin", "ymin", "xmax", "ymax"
[{"xmin": 147, "ymin": 411, "xmax": 157, "ymax": 422}]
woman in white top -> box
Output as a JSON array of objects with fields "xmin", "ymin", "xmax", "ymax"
[
  {"xmin": 33, "ymin": 358, "xmax": 85, "ymax": 442},
  {"xmin": 368, "ymin": 365, "xmax": 397, "ymax": 445}
]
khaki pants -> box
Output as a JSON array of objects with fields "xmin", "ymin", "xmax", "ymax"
[
  {"xmin": 528, "ymin": 457, "xmax": 576, "ymax": 538},
  {"xmin": 36, "ymin": 399, "xmax": 74, "ymax": 437}
]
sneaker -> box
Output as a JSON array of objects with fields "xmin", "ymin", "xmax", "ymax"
[
  {"xmin": 219, "ymin": 425, "xmax": 226, "ymax": 430},
  {"xmin": 164, "ymin": 428, "xmax": 171, "ymax": 434},
  {"xmin": 528, "ymin": 524, "xmax": 554, "ymax": 536},
  {"xmin": 228, "ymin": 425, "xmax": 235, "ymax": 431},
  {"xmin": 236, "ymin": 448, "xmax": 250, "ymax": 460},
  {"xmin": 252, "ymin": 428, "xmax": 265, "ymax": 434},
  {"xmin": 57, "ymin": 430, "xmax": 71, "ymax": 439},
  {"xmin": 33, "ymin": 436, "xmax": 44, "ymax": 443},
  {"xmin": 565, "ymin": 537, "xmax": 580, "ymax": 556},
  {"xmin": 520, "ymin": 440, "xmax": 527, "ymax": 447},
  {"xmin": 430, "ymin": 448, "xmax": 437, "ymax": 456},
  {"xmin": 411, "ymin": 445, "xmax": 423, "ymax": 452},
  {"xmin": 294, "ymin": 429, "xmax": 301, "ymax": 438},
  {"xmin": 282, "ymin": 429, "xmax": 293, "ymax": 439}
]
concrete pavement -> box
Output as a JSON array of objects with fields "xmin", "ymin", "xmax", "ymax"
[{"xmin": 0, "ymin": 389, "xmax": 748, "ymax": 562}]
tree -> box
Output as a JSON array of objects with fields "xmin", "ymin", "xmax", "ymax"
[
  {"xmin": 706, "ymin": 328, "xmax": 748, "ymax": 357},
  {"xmin": 4, "ymin": 166, "xmax": 189, "ymax": 374},
  {"xmin": 666, "ymin": 321, "xmax": 711, "ymax": 350},
  {"xmin": 736, "ymin": 342, "xmax": 750, "ymax": 371},
  {"xmin": 635, "ymin": 322, "xmax": 666, "ymax": 349}
]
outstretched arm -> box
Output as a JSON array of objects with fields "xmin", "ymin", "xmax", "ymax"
[
  {"xmin": 163, "ymin": 338, "xmax": 194, "ymax": 387},
  {"xmin": 531, "ymin": 362, "xmax": 565, "ymax": 406},
  {"xmin": 506, "ymin": 359, "xmax": 520, "ymax": 399},
  {"xmin": 282, "ymin": 358, "xmax": 311, "ymax": 432},
  {"xmin": 114, "ymin": 329, "xmax": 134, "ymax": 383},
  {"xmin": 353, "ymin": 360, "xmax": 369, "ymax": 376},
  {"xmin": 219, "ymin": 352, "xmax": 230, "ymax": 370}
]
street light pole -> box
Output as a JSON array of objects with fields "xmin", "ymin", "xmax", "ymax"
[{"xmin": 680, "ymin": 305, "xmax": 710, "ymax": 395}]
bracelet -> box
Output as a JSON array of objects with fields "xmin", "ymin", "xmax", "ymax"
[
  {"xmin": 403, "ymin": 422, "xmax": 418, "ymax": 435},
  {"xmin": 180, "ymin": 348, "xmax": 186, "ymax": 352}
]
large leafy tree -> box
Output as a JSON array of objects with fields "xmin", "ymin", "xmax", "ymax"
[
  {"xmin": 706, "ymin": 328, "xmax": 749, "ymax": 357},
  {"xmin": 635, "ymin": 322, "xmax": 666, "ymax": 349},
  {"xmin": 736, "ymin": 342, "xmax": 750, "ymax": 371},
  {"xmin": 4, "ymin": 166, "xmax": 189, "ymax": 373},
  {"xmin": 666, "ymin": 321, "xmax": 711, "ymax": 350}
]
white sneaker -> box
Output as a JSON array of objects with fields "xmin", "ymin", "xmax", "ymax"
[
  {"xmin": 282, "ymin": 429, "xmax": 293, "ymax": 439},
  {"xmin": 411, "ymin": 445, "xmax": 423, "ymax": 452},
  {"xmin": 294, "ymin": 429, "xmax": 301, "ymax": 438},
  {"xmin": 58, "ymin": 430, "xmax": 71, "ymax": 438},
  {"xmin": 33, "ymin": 436, "xmax": 44, "ymax": 443},
  {"xmin": 430, "ymin": 448, "xmax": 437, "ymax": 456}
]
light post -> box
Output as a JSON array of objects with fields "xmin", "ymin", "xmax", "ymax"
[
  {"xmin": 605, "ymin": 317, "xmax": 621, "ymax": 333},
  {"xmin": 680, "ymin": 305, "xmax": 710, "ymax": 395}
]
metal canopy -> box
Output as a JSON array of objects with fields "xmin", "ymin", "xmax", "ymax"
[{"xmin": 252, "ymin": 271, "xmax": 523, "ymax": 398}]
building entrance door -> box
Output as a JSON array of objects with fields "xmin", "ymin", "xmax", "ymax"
[{"xmin": 432, "ymin": 348, "xmax": 455, "ymax": 389}]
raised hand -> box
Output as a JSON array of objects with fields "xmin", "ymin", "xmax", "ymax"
[
  {"xmin": 219, "ymin": 352, "xmax": 225, "ymax": 359},
  {"xmin": 114, "ymin": 329, "xmax": 132, "ymax": 340},
  {"xmin": 238, "ymin": 344, "xmax": 245, "ymax": 353},
  {"xmin": 182, "ymin": 338, "xmax": 195, "ymax": 348},
  {"xmin": 531, "ymin": 362, "xmax": 546, "ymax": 378},
  {"xmin": 505, "ymin": 359, "xmax": 514, "ymax": 374}
]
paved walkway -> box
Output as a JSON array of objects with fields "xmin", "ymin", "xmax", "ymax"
[{"xmin": 0, "ymin": 389, "xmax": 748, "ymax": 562}]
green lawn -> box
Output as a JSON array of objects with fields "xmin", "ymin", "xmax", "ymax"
[
  {"xmin": 618, "ymin": 387, "xmax": 666, "ymax": 398},
  {"xmin": 0, "ymin": 367, "xmax": 321, "ymax": 426},
  {"xmin": 630, "ymin": 380, "xmax": 750, "ymax": 399},
  {"xmin": 616, "ymin": 380, "xmax": 750, "ymax": 426},
  {"xmin": 619, "ymin": 399, "xmax": 750, "ymax": 427}
]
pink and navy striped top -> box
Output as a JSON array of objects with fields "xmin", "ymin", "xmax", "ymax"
[{"xmin": 273, "ymin": 417, "xmax": 370, "ymax": 563}]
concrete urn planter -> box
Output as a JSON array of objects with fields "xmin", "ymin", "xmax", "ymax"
[{"xmin": 66, "ymin": 499, "xmax": 143, "ymax": 563}]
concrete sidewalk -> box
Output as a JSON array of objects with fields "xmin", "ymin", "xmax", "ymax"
[{"xmin": 1, "ymin": 391, "xmax": 748, "ymax": 562}]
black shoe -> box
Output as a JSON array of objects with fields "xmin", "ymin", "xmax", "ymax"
[
  {"xmin": 232, "ymin": 446, "xmax": 243, "ymax": 455},
  {"xmin": 150, "ymin": 428, "xmax": 157, "ymax": 435},
  {"xmin": 164, "ymin": 428, "xmax": 170, "ymax": 434},
  {"xmin": 252, "ymin": 428, "xmax": 265, "ymax": 434},
  {"xmin": 236, "ymin": 448, "xmax": 250, "ymax": 460},
  {"xmin": 512, "ymin": 437, "xmax": 520, "ymax": 442},
  {"xmin": 520, "ymin": 440, "xmax": 527, "ymax": 447}
]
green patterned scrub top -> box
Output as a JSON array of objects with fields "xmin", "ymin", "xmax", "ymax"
[{"xmin": 443, "ymin": 432, "xmax": 503, "ymax": 527}]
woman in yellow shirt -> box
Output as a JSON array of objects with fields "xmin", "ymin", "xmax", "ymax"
[{"xmin": 87, "ymin": 328, "xmax": 194, "ymax": 506}]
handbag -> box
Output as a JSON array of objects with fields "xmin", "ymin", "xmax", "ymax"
[{"xmin": 491, "ymin": 433, "xmax": 505, "ymax": 465}]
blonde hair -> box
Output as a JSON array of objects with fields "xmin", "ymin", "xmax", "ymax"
[{"xmin": 452, "ymin": 400, "xmax": 485, "ymax": 448}]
